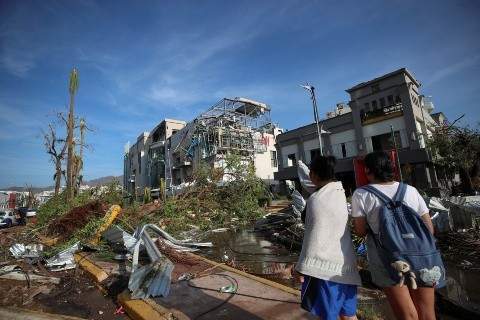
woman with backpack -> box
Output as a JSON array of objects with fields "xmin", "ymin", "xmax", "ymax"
[
  {"xmin": 296, "ymin": 156, "xmax": 361, "ymax": 320},
  {"xmin": 351, "ymin": 151, "xmax": 443, "ymax": 320}
]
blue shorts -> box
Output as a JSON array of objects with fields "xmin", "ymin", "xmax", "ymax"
[{"xmin": 301, "ymin": 276, "xmax": 357, "ymax": 320}]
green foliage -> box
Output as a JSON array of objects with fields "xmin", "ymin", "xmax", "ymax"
[
  {"xmin": 118, "ymin": 154, "xmax": 270, "ymax": 237},
  {"xmin": 36, "ymin": 191, "xmax": 69, "ymax": 228},
  {"xmin": 37, "ymin": 181, "xmax": 123, "ymax": 232},
  {"xmin": 427, "ymin": 123, "xmax": 480, "ymax": 176},
  {"xmin": 119, "ymin": 155, "xmax": 268, "ymax": 235},
  {"xmin": 97, "ymin": 180, "xmax": 123, "ymax": 205}
]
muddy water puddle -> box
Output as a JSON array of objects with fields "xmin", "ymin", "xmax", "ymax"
[{"xmin": 201, "ymin": 228, "xmax": 300, "ymax": 288}]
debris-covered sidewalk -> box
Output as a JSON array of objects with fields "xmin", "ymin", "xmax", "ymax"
[{"xmin": 0, "ymin": 225, "xmax": 128, "ymax": 320}]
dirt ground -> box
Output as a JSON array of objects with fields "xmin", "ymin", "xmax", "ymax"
[{"xmin": 0, "ymin": 225, "xmax": 128, "ymax": 320}]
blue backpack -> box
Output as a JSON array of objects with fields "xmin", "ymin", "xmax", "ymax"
[{"xmin": 361, "ymin": 183, "xmax": 446, "ymax": 288}]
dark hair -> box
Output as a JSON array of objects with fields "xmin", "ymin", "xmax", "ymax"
[
  {"xmin": 309, "ymin": 155, "xmax": 336, "ymax": 181},
  {"xmin": 364, "ymin": 151, "xmax": 394, "ymax": 182}
]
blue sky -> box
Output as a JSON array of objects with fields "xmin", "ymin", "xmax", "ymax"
[{"xmin": 1, "ymin": 0, "xmax": 479, "ymax": 187}]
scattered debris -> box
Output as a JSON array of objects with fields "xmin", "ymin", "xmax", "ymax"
[
  {"xmin": 297, "ymin": 160, "xmax": 316, "ymax": 194},
  {"xmin": 45, "ymin": 242, "xmax": 80, "ymax": 271},
  {"xmin": 9, "ymin": 243, "xmax": 43, "ymax": 263},
  {"xmin": 219, "ymin": 284, "xmax": 237, "ymax": 293},
  {"xmin": 0, "ymin": 265, "xmax": 60, "ymax": 284},
  {"xmin": 129, "ymin": 230, "xmax": 174, "ymax": 300},
  {"xmin": 22, "ymin": 285, "xmax": 52, "ymax": 305},
  {"xmin": 103, "ymin": 225, "xmax": 137, "ymax": 252},
  {"xmin": 437, "ymin": 229, "xmax": 480, "ymax": 269},
  {"xmin": 290, "ymin": 190, "xmax": 306, "ymax": 219},
  {"xmin": 178, "ymin": 273, "xmax": 194, "ymax": 281},
  {"xmin": 133, "ymin": 223, "xmax": 213, "ymax": 250}
]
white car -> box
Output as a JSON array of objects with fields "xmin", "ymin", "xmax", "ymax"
[
  {"xmin": 0, "ymin": 210, "xmax": 18, "ymax": 228},
  {"xmin": 26, "ymin": 209, "xmax": 37, "ymax": 217}
]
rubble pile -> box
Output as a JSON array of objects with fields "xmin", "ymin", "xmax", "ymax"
[
  {"xmin": 46, "ymin": 200, "xmax": 107, "ymax": 239},
  {"xmin": 437, "ymin": 229, "xmax": 480, "ymax": 269}
]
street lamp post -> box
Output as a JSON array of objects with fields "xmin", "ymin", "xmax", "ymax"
[{"xmin": 301, "ymin": 84, "xmax": 323, "ymax": 156}]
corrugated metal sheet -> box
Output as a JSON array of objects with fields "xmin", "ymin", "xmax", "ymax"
[
  {"xmin": 128, "ymin": 257, "xmax": 174, "ymax": 299},
  {"xmin": 103, "ymin": 225, "xmax": 137, "ymax": 252},
  {"xmin": 9, "ymin": 243, "xmax": 43, "ymax": 260},
  {"xmin": 45, "ymin": 242, "xmax": 80, "ymax": 271}
]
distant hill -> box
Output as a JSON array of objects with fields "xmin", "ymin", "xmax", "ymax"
[
  {"xmin": 84, "ymin": 175, "xmax": 123, "ymax": 187},
  {"xmin": 1, "ymin": 175, "xmax": 123, "ymax": 192}
]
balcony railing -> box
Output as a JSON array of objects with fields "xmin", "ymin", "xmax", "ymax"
[{"xmin": 361, "ymin": 103, "xmax": 404, "ymax": 125}]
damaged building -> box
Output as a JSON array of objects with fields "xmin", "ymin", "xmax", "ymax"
[
  {"xmin": 274, "ymin": 68, "xmax": 447, "ymax": 195},
  {"xmin": 124, "ymin": 98, "xmax": 282, "ymax": 197}
]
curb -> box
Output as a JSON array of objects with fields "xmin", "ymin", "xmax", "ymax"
[
  {"xmin": 117, "ymin": 291, "xmax": 171, "ymax": 320},
  {"xmin": 74, "ymin": 252, "xmax": 109, "ymax": 283}
]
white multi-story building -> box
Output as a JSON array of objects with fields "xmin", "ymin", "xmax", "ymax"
[{"xmin": 274, "ymin": 68, "xmax": 446, "ymax": 195}]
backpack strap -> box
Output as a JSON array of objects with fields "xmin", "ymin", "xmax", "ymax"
[
  {"xmin": 360, "ymin": 185, "xmax": 394, "ymax": 206},
  {"xmin": 393, "ymin": 182, "xmax": 407, "ymax": 203}
]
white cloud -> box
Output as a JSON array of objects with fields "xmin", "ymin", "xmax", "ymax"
[{"xmin": 425, "ymin": 54, "xmax": 480, "ymax": 86}]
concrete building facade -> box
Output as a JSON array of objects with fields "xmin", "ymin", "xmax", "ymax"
[
  {"xmin": 124, "ymin": 119, "xmax": 186, "ymax": 197},
  {"xmin": 274, "ymin": 68, "xmax": 444, "ymax": 195}
]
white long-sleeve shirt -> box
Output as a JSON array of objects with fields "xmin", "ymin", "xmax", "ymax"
[{"xmin": 296, "ymin": 181, "xmax": 361, "ymax": 285}]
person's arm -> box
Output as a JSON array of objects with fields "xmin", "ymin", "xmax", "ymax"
[
  {"xmin": 351, "ymin": 191, "xmax": 368, "ymax": 237},
  {"xmin": 353, "ymin": 217, "xmax": 368, "ymax": 237},
  {"xmin": 414, "ymin": 187, "xmax": 435, "ymax": 235},
  {"xmin": 421, "ymin": 213, "xmax": 434, "ymax": 235}
]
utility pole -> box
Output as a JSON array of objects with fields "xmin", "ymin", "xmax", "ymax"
[{"xmin": 301, "ymin": 84, "xmax": 323, "ymax": 156}]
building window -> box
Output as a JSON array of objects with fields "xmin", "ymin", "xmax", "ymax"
[
  {"xmin": 371, "ymin": 84, "xmax": 380, "ymax": 93},
  {"xmin": 287, "ymin": 153, "xmax": 297, "ymax": 167},
  {"xmin": 371, "ymin": 131, "xmax": 402, "ymax": 152},
  {"xmin": 137, "ymin": 152, "xmax": 141, "ymax": 174},
  {"xmin": 387, "ymin": 95, "xmax": 394, "ymax": 105},
  {"xmin": 270, "ymin": 151, "xmax": 278, "ymax": 168},
  {"xmin": 371, "ymin": 100, "xmax": 378, "ymax": 110},
  {"xmin": 364, "ymin": 102, "xmax": 370, "ymax": 110},
  {"xmin": 380, "ymin": 97, "xmax": 386, "ymax": 108},
  {"xmin": 395, "ymin": 95, "xmax": 402, "ymax": 104},
  {"xmin": 341, "ymin": 143, "xmax": 347, "ymax": 158},
  {"xmin": 310, "ymin": 149, "xmax": 321, "ymax": 162}
]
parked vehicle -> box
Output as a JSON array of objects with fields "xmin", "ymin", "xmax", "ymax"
[
  {"xmin": 0, "ymin": 210, "xmax": 18, "ymax": 228},
  {"xmin": 17, "ymin": 207, "xmax": 36, "ymax": 218},
  {"xmin": 26, "ymin": 209, "xmax": 37, "ymax": 217}
]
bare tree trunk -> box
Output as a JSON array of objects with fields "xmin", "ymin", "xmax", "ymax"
[
  {"xmin": 55, "ymin": 159, "xmax": 62, "ymax": 195},
  {"xmin": 66, "ymin": 68, "xmax": 78, "ymax": 202},
  {"xmin": 66, "ymin": 97, "xmax": 74, "ymax": 200}
]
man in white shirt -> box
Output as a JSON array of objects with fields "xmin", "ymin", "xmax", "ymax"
[{"xmin": 351, "ymin": 151, "xmax": 435, "ymax": 320}]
